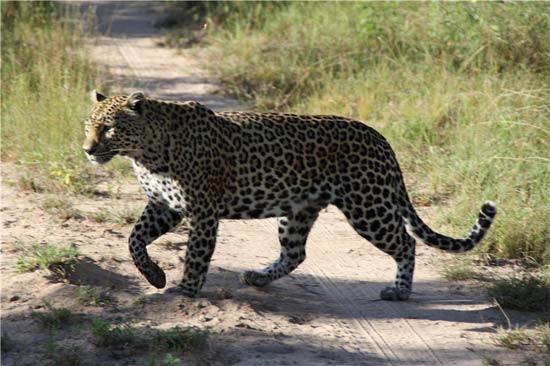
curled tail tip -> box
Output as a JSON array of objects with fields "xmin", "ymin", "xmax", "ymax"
[
  {"xmin": 474, "ymin": 201, "xmax": 497, "ymax": 239},
  {"xmin": 481, "ymin": 201, "xmax": 497, "ymax": 218}
]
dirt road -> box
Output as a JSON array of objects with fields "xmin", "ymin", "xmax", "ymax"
[{"xmin": 1, "ymin": 2, "xmax": 528, "ymax": 365}]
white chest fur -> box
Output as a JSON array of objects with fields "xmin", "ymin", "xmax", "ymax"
[{"xmin": 132, "ymin": 162, "xmax": 188, "ymax": 212}]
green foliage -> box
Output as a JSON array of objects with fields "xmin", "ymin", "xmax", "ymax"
[
  {"xmin": 41, "ymin": 197, "xmax": 83, "ymax": 221},
  {"xmin": 1, "ymin": 2, "xmax": 103, "ymax": 193},
  {"xmin": 16, "ymin": 243, "xmax": 80, "ymax": 273},
  {"xmin": 48, "ymin": 163, "xmax": 97, "ymax": 195},
  {"xmin": 441, "ymin": 258, "xmax": 478, "ymax": 281},
  {"xmin": 32, "ymin": 300, "xmax": 76, "ymax": 330},
  {"xmin": 90, "ymin": 319, "xmax": 137, "ymax": 348},
  {"xmin": 161, "ymin": 354, "xmax": 182, "ymax": 366},
  {"xmin": 75, "ymin": 286, "xmax": 112, "ymax": 307},
  {"xmin": 45, "ymin": 336, "xmax": 81, "ymax": 366},
  {"xmin": 86, "ymin": 207, "xmax": 141, "ymax": 226},
  {"xmin": 488, "ymin": 274, "xmax": 550, "ymax": 313},
  {"xmin": 154, "ymin": 326, "xmax": 208, "ymax": 352},
  {"xmin": 496, "ymin": 323, "xmax": 550, "ymax": 354},
  {"xmin": 89, "ymin": 319, "xmax": 207, "ymax": 352},
  {"xmin": 205, "ymin": 2, "xmax": 549, "ymax": 109},
  {"xmin": 202, "ymin": 2, "xmax": 550, "ymax": 264},
  {"xmin": 1, "ymin": 333, "xmax": 14, "ymax": 353},
  {"xmin": 144, "ymin": 353, "xmax": 182, "ymax": 366}
]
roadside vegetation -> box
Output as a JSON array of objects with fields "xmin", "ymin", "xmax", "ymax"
[
  {"xmin": 488, "ymin": 273, "xmax": 550, "ymax": 314},
  {"xmin": 0, "ymin": 2, "xmax": 128, "ymax": 194},
  {"xmin": 89, "ymin": 319, "xmax": 208, "ymax": 366},
  {"xmin": 27, "ymin": 308, "xmax": 207, "ymax": 364},
  {"xmin": 194, "ymin": 2, "xmax": 550, "ymax": 265},
  {"xmin": 75, "ymin": 285, "xmax": 114, "ymax": 307},
  {"xmin": 15, "ymin": 242, "xmax": 80, "ymax": 274},
  {"xmin": 496, "ymin": 323, "xmax": 550, "ymax": 354},
  {"xmin": 32, "ymin": 300, "xmax": 77, "ymax": 330}
]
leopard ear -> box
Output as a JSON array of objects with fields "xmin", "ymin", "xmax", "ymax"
[
  {"xmin": 91, "ymin": 90, "xmax": 107, "ymax": 103},
  {"xmin": 126, "ymin": 91, "xmax": 146, "ymax": 114}
]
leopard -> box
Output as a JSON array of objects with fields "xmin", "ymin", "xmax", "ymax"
[{"xmin": 83, "ymin": 90, "xmax": 496, "ymax": 301}]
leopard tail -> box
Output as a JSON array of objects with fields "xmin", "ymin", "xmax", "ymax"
[{"xmin": 395, "ymin": 172, "xmax": 497, "ymax": 252}]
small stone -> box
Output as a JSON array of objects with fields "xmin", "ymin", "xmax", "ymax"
[{"xmin": 9, "ymin": 295, "xmax": 20, "ymax": 302}]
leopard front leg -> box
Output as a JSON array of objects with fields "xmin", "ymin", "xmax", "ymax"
[
  {"xmin": 169, "ymin": 213, "xmax": 219, "ymax": 297},
  {"xmin": 129, "ymin": 201, "xmax": 184, "ymax": 288}
]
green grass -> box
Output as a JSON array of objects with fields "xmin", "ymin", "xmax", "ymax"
[
  {"xmin": 496, "ymin": 323, "xmax": 550, "ymax": 354},
  {"xmin": 45, "ymin": 336, "xmax": 82, "ymax": 366},
  {"xmin": 32, "ymin": 300, "xmax": 76, "ymax": 330},
  {"xmin": 1, "ymin": 333, "xmax": 14, "ymax": 353},
  {"xmin": 0, "ymin": 2, "xmax": 114, "ymax": 194},
  {"xmin": 144, "ymin": 353, "xmax": 181, "ymax": 366},
  {"xmin": 144, "ymin": 353, "xmax": 182, "ymax": 366},
  {"xmin": 16, "ymin": 243, "xmax": 80, "ymax": 273},
  {"xmin": 488, "ymin": 273, "xmax": 550, "ymax": 313},
  {"xmin": 75, "ymin": 286, "xmax": 113, "ymax": 307},
  {"xmin": 199, "ymin": 2, "xmax": 550, "ymax": 265},
  {"xmin": 90, "ymin": 319, "xmax": 208, "ymax": 353},
  {"xmin": 90, "ymin": 319, "xmax": 137, "ymax": 348},
  {"xmin": 154, "ymin": 326, "xmax": 208, "ymax": 352},
  {"xmin": 86, "ymin": 207, "xmax": 141, "ymax": 226},
  {"xmin": 41, "ymin": 197, "xmax": 84, "ymax": 221},
  {"xmin": 441, "ymin": 257, "xmax": 479, "ymax": 282},
  {"xmin": 39, "ymin": 195, "xmax": 140, "ymax": 225},
  {"xmin": 145, "ymin": 327, "xmax": 208, "ymax": 365}
]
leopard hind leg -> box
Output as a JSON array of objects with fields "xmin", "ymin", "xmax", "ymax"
[{"xmin": 336, "ymin": 199, "xmax": 416, "ymax": 301}]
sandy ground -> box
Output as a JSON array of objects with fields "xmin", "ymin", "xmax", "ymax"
[{"xmin": 1, "ymin": 2, "xmax": 543, "ymax": 366}]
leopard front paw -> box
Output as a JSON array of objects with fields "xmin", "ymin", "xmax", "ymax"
[
  {"xmin": 380, "ymin": 286, "xmax": 411, "ymax": 301},
  {"xmin": 165, "ymin": 284, "xmax": 198, "ymax": 297},
  {"xmin": 142, "ymin": 262, "xmax": 166, "ymax": 289},
  {"xmin": 240, "ymin": 271, "xmax": 272, "ymax": 287}
]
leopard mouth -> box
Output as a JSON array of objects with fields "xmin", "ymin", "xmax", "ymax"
[{"xmin": 86, "ymin": 151, "xmax": 117, "ymax": 165}]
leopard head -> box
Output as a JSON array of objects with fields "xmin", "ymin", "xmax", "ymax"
[{"xmin": 83, "ymin": 90, "xmax": 147, "ymax": 165}]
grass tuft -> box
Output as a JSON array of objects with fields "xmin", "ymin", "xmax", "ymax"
[
  {"xmin": 75, "ymin": 286, "xmax": 113, "ymax": 307},
  {"xmin": 144, "ymin": 353, "xmax": 182, "ymax": 366},
  {"xmin": 41, "ymin": 197, "xmax": 83, "ymax": 221},
  {"xmin": 154, "ymin": 326, "xmax": 208, "ymax": 352},
  {"xmin": 32, "ymin": 300, "xmax": 76, "ymax": 330},
  {"xmin": 496, "ymin": 323, "xmax": 550, "ymax": 354},
  {"xmin": 488, "ymin": 274, "xmax": 550, "ymax": 313},
  {"xmin": 16, "ymin": 243, "xmax": 80, "ymax": 273},
  {"xmin": 45, "ymin": 336, "xmax": 82, "ymax": 366},
  {"xmin": 90, "ymin": 319, "xmax": 137, "ymax": 348},
  {"xmin": 86, "ymin": 208, "xmax": 141, "ymax": 226},
  {"xmin": 89, "ymin": 319, "xmax": 208, "ymax": 355},
  {"xmin": 1, "ymin": 333, "xmax": 15, "ymax": 353},
  {"xmin": 441, "ymin": 257, "xmax": 479, "ymax": 281}
]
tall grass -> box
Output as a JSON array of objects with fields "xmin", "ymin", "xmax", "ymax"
[
  {"xmin": 1, "ymin": 2, "xmax": 102, "ymax": 193},
  {"xmin": 201, "ymin": 2, "xmax": 550, "ymax": 264}
]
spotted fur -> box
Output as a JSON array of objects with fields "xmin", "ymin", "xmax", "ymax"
[{"xmin": 83, "ymin": 91, "xmax": 496, "ymax": 300}]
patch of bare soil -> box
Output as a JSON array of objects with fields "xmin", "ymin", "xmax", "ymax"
[{"xmin": 1, "ymin": 2, "xmax": 546, "ymax": 366}]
